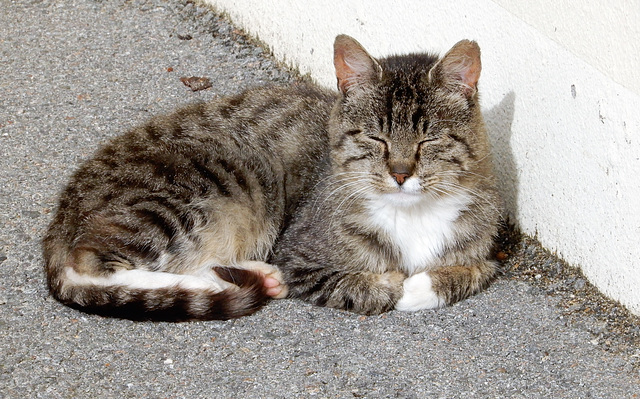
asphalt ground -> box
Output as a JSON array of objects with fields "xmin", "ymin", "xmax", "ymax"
[{"xmin": 1, "ymin": 1, "xmax": 638, "ymax": 398}]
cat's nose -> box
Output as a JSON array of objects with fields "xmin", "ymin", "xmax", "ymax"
[
  {"xmin": 389, "ymin": 160, "xmax": 414, "ymax": 185},
  {"xmin": 391, "ymin": 172, "xmax": 410, "ymax": 185}
]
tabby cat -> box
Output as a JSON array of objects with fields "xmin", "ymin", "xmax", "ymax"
[{"xmin": 43, "ymin": 34, "xmax": 500, "ymax": 320}]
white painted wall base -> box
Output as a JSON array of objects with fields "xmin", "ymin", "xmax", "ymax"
[{"xmin": 203, "ymin": 0, "xmax": 640, "ymax": 315}]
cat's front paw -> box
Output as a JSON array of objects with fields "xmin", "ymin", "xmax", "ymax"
[{"xmin": 395, "ymin": 272, "xmax": 445, "ymax": 311}]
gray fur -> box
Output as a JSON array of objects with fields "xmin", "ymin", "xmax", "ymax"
[
  {"xmin": 44, "ymin": 85, "xmax": 336, "ymax": 320},
  {"xmin": 271, "ymin": 36, "xmax": 500, "ymax": 314},
  {"xmin": 43, "ymin": 35, "xmax": 500, "ymax": 320}
]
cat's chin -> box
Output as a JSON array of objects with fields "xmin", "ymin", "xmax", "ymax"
[{"xmin": 377, "ymin": 192, "xmax": 426, "ymax": 207}]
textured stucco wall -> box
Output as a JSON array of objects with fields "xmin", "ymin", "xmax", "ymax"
[
  {"xmin": 492, "ymin": 0, "xmax": 640, "ymax": 95},
  {"xmin": 203, "ymin": 0, "xmax": 640, "ymax": 315}
]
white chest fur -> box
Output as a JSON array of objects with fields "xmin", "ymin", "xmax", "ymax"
[{"xmin": 366, "ymin": 192, "xmax": 470, "ymax": 275}]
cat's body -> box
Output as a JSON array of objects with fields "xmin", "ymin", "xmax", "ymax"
[
  {"xmin": 44, "ymin": 35, "xmax": 500, "ymax": 320},
  {"xmin": 44, "ymin": 85, "xmax": 336, "ymax": 320}
]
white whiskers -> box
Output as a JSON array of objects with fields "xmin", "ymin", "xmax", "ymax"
[
  {"xmin": 310, "ymin": 172, "xmax": 377, "ymax": 228},
  {"xmin": 428, "ymin": 173, "xmax": 500, "ymax": 223}
]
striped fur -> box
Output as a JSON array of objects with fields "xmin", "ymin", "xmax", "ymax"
[
  {"xmin": 271, "ymin": 36, "xmax": 501, "ymax": 315},
  {"xmin": 44, "ymin": 35, "xmax": 500, "ymax": 320},
  {"xmin": 44, "ymin": 85, "xmax": 336, "ymax": 321}
]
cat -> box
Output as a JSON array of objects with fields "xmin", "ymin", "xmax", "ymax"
[
  {"xmin": 43, "ymin": 34, "xmax": 500, "ymax": 321},
  {"xmin": 270, "ymin": 35, "xmax": 500, "ymax": 314}
]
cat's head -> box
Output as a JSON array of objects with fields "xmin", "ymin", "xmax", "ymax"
[{"xmin": 328, "ymin": 34, "xmax": 492, "ymax": 207}]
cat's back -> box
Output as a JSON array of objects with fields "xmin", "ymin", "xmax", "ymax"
[
  {"xmin": 204, "ymin": 83, "xmax": 337, "ymax": 138},
  {"xmin": 113, "ymin": 83, "xmax": 337, "ymax": 154},
  {"xmin": 50, "ymin": 83, "xmax": 338, "ymax": 247}
]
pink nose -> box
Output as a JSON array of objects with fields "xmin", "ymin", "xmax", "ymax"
[{"xmin": 391, "ymin": 172, "xmax": 410, "ymax": 185}]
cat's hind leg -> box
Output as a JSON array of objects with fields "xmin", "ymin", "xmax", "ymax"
[
  {"xmin": 395, "ymin": 260, "xmax": 496, "ymax": 311},
  {"xmin": 215, "ymin": 260, "xmax": 289, "ymax": 299}
]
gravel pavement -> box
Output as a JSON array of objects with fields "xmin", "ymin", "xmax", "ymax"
[{"xmin": 1, "ymin": 1, "xmax": 638, "ymax": 398}]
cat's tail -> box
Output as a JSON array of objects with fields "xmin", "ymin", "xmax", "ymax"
[{"xmin": 43, "ymin": 240, "xmax": 270, "ymax": 321}]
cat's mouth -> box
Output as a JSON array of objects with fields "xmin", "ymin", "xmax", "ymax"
[{"xmin": 368, "ymin": 176, "xmax": 424, "ymax": 204}]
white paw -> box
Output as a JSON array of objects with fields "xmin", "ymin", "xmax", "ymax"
[{"xmin": 395, "ymin": 272, "xmax": 445, "ymax": 311}]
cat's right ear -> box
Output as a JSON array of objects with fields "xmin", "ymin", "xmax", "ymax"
[{"xmin": 333, "ymin": 35, "xmax": 382, "ymax": 95}]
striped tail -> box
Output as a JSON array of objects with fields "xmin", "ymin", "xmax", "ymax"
[
  {"xmin": 65, "ymin": 268, "xmax": 268, "ymax": 321},
  {"xmin": 44, "ymin": 241, "xmax": 270, "ymax": 321}
]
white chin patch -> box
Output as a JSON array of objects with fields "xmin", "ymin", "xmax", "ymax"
[
  {"xmin": 395, "ymin": 272, "xmax": 445, "ymax": 311},
  {"xmin": 380, "ymin": 176, "xmax": 424, "ymax": 206},
  {"xmin": 382, "ymin": 192, "xmax": 424, "ymax": 207}
]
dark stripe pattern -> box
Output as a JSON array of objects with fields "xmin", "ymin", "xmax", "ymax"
[{"xmin": 64, "ymin": 268, "xmax": 268, "ymax": 321}]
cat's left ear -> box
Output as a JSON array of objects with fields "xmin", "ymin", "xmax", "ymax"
[
  {"xmin": 334, "ymin": 34, "xmax": 382, "ymax": 95},
  {"xmin": 429, "ymin": 40, "xmax": 481, "ymax": 97}
]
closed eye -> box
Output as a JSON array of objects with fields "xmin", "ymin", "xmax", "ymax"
[
  {"xmin": 361, "ymin": 134, "xmax": 388, "ymax": 158},
  {"xmin": 367, "ymin": 136, "xmax": 387, "ymax": 145},
  {"xmin": 344, "ymin": 129, "xmax": 387, "ymax": 145},
  {"xmin": 366, "ymin": 136, "xmax": 389, "ymax": 154},
  {"xmin": 418, "ymin": 136, "xmax": 439, "ymax": 146},
  {"xmin": 419, "ymin": 127, "xmax": 445, "ymax": 146}
]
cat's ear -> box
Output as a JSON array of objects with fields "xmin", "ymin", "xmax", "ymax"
[
  {"xmin": 333, "ymin": 35, "xmax": 382, "ymax": 95},
  {"xmin": 429, "ymin": 40, "xmax": 481, "ymax": 97}
]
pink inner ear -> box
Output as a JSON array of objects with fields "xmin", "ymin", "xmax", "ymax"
[
  {"xmin": 459, "ymin": 57, "xmax": 481, "ymax": 89},
  {"xmin": 333, "ymin": 35, "xmax": 379, "ymax": 94},
  {"xmin": 334, "ymin": 48, "xmax": 354, "ymax": 93},
  {"xmin": 439, "ymin": 40, "xmax": 482, "ymax": 95}
]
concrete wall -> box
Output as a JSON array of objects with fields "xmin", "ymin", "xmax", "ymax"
[{"xmin": 203, "ymin": 0, "xmax": 640, "ymax": 315}]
